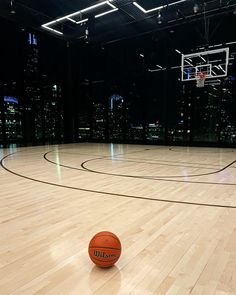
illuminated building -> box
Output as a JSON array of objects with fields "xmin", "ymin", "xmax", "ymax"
[
  {"xmin": 42, "ymin": 77, "xmax": 64, "ymax": 141},
  {"xmin": 4, "ymin": 96, "xmax": 22, "ymax": 140},
  {"xmin": 92, "ymin": 102, "xmax": 106, "ymax": 140},
  {"xmin": 23, "ymin": 32, "xmax": 42, "ymax": 141},
  {"xmin": 78, "ymin": 110, "xmax": 91, "ymax": 139},
  {"xmin": 108, "ymin": 94, "xmax": 124, "ymax": 140},
  {"xmin": 146, "ymin": 122, "xmax": 163, "ymax": 141}
]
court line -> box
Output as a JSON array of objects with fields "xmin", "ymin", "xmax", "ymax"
[
  {"xmin": 81, "ymin": 158, "xmax": 236, "ymax": 179},
  {"xmin": 45, "ymin": 150, "xmax": 219, "ymax": 170},
  {"xmin": 1, "ymin": 151, "xmax": 236, "ymax": 208},
  {"xmin": 43, "ymin": 150, "xmax": 236, "ymax": 185},
  {"xmin": 93, "ymin": 158, "xmax": 218, "ymax": 170},
  {"xmin": 44, "ymin": 149, "xmax": 233, "ymax": 178},
  {"xmin": 113, "ymin": 156, "xmax": 231, "ymax": 168},
  {"xmin": 81, "ymin": 157, "xmax": 219, "ymax": 170},
  {"xmin": 53, "ymin": 143, "xmax": 235, "ymax": 164},
  {"xmin": 56, "ymin": 149, "xmax": 230, "ymax": 168},
  {"xmin": 169, "ymin": 147, "xmax": 236, "ymax": 154}
]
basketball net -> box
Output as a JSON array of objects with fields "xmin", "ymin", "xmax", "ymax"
[{"xmin": 196, "ymin": 72, "xmax": 206, "ymax": 88}]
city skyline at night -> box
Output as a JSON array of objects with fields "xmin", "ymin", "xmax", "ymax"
[{"xmin": 0, "ymin": 15, "xmax": 236, "ymax": 146}]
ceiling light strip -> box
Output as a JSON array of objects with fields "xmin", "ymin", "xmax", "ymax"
[
  {"xmin": 95, "ymin": 8, "xmax": 118, "ymax": 18},
  {"xmin": 133, "ymin": 0, "xmax": 187, "ymax": 13},
  {"xmin": 200, "ymin": 56, "xmax": 206, "ymax": 62},
  {"xmin": 148, "ymin": 68, "xmax": 166, "ymax": 72},
  {"xmin": 67, "ymin": 17, "xmax": 77, "ymax": 23},
  {"xmin": 107, "ymin": 2, "xmax": 117, "ymax": 9},
  {"xmin": 81, "ymin": 1, "xmax": 109, "ymax": 13},
  {"xmin": 76, "ymin": 18, "xmax": 89, "ymax": 24},
  {"xmin": 175, "ymin": 49, "xmax": 182, "ymax": 55},
  {"xmin": 42, "ymin": 0, "xmax": 115, "ymax": 28},
  {"xmin": 133, "ymin": 2, "xmax": 147, "ymax": 13},
  {"xmin": 226, "ymin": 41, "xmax": 236, "ymax": 45},
  {"xmin": 168, "ymin": 0, "xmax": 188, "ymax": 8},
  {"xmin": 41, "ymin": 25, "xmax": 63, "ymax": 35}
]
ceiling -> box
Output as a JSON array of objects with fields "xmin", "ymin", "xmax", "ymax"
[{"xmin": 0, "ymin": 0, "xmax": 236, "ymax": 44}]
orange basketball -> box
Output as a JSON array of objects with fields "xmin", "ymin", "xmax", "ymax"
[{"xmin": 88, "ymin": 231, "xmax": 121, "ymax": 267}]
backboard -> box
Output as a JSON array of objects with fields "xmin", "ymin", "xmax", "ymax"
[{"xmin": 181, "ymin": 47, "xmax": 229, "ymax": 81}]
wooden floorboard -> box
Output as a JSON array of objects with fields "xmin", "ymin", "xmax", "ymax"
[{"xmin": 0, "ymin": 143, "xmax": 235, "ymax": 294}]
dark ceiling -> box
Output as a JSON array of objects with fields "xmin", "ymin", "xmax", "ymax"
[{"xmin": 0, "ymin": 0, "xmax": 236, "ymax": 44}]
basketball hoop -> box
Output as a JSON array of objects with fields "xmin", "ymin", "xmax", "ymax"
[{"xmin": 196, "ymin": 71, "xmax": 206, "ymax": 88}]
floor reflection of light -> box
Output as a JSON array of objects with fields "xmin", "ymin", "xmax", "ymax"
[
  {"xmin": 8, "ymin": 144, "xmax": 17, "ymax": 157},
  {"xmin": 9, "ymin": 144, "xmax": 17, "ymax": 152},
  {"xmin": 49, "ymin": 240, "xmax": 83, "ymax": 265},
  {"xmin": 89, "ymin": 265, "xmax": 121, "ymax": 293},
  {"xmin": 219, "ymin": 168, "xmax": 231, "ymax": 181},
  {"xmin": 50, "ymin": 240, "xmax": 70, "ymax": 261},
  {"xmin": 55, "ymin": 149, "xmax": 62, "ymax": 180},
  {"xmin": 2, "ymin": 144, "xmax": 18, "ymax": 162},
  {"xmin": 183, "ymin": 168, "xmax": 189, "ymax": 179},
  {"xmin": 110, "ymin": 143, "xmax": 115, "ymax": 161},
  {"xmin": 0, "ymin": 149, "xmax": 4, "ymax": 159},
  {"xmin": 118, "ymin": 144, "xmax": 124, "ymax": 155}
]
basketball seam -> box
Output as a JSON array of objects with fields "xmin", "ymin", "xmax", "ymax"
[
  {"xmin": 90, "ymin": 234, "xmax": 121, "ymax": 244},
  {"xmin": 89, "ymin": 246, "xmax": 121, "ymax": 250}
]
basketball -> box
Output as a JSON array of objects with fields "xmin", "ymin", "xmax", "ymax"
[{"xmin": 88, "ymin": 231, "xmax": 121, "ymax": 267}]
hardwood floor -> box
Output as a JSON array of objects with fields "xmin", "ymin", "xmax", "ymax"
[{"xmin": 0, "ymin": 143, "xmax": 236, "ymax": 294}]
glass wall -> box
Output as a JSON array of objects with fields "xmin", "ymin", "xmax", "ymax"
[
  {"xmin": 91, "ymin": 82, "xmax": 107, "ymax": 140},
  {"xmin": 73, "ymin": 16, "xmax": 236, "ymax": 146},
  {"xmin": 0, "ymin": 86, "xmax": 3, "ymax": 142},
  {"xmin": 0, "ymin": 15, "xmax": 236, "ymax": 147},
  {"xmin": 0, "ymin": 19, "xmax": 66, "ymax": 145},
  {"xmin": 145, "ymin": 71, "xmax": 166, "ymax": 142},
  {"xmin": 126, "ymin": 79, "xmax": 145, "ymax": 141}
]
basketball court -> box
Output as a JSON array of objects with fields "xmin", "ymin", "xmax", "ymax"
[
  {"xmin": 0, "ymin": 0, "xmax": 236, "ymax": 294},
  {"xmin": 0, "ymin": 143, "xmax": 236, "ymax": 294}
]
